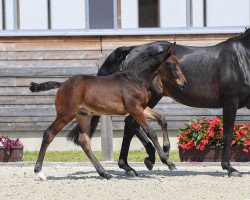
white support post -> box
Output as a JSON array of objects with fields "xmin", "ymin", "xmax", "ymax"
[
  {"xmin": 100, "ymin": 115, "xmax": 113, "ymax": 161},
  {"xmin": 13, "ymin": 0, "xmax": 18, "ymax": 30}
]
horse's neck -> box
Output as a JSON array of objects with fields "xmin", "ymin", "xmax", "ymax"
[{"xmin": 135, "ymin": 61, "xmax": 162, "ymax": 87}]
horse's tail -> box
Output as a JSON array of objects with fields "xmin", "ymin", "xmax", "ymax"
[
  {"xmin": 66, "ymin": 115, "xmax": 101, "ymax": 145},
  {"xmin": 29, "ymin": 81, "xmax": 62, "ymax": 93}
]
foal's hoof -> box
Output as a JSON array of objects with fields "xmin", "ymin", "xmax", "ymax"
[
  {"xmin": 228, "ymin": 170, "xmax": 242, "ymax": 177},
  {"xmin": 104, "ymin": 173, "xmax": 113, "ymax": 180},
  {"xmin": 169, "ymin": 163, "xmax": 177, "ymax": 171},
  {"xmin": 125, "ymin": 170, "xmax": 138, "ymax": 178},
  {"xmin": 36, "ymin": 172, "xmax": 47, "ymax": 181},
  {"xmin": 144, "ymin": 157, "xmax": 154, "ymax": 171},
  {"xmin": 100, "ymin": 171, "xmax": 113, "ymax": 180}
]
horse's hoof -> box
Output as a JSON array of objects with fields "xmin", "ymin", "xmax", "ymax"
[
  {"xmin": 103, "ymin": 172, "xmax": 113, "ymax": 180},
  {"xmin": 144, "ymin": 157, "xmax": 154, "ymax": 171},
  {"xmin": 36, "ymin": 172, "xmax": 47, "ymax": 181},
  {"xmin": 228, "ymin": 170, "xmax": 241, "ymax": 177},
  {"xmin": 169, "ymin": 163, "xmax": 177, "ymax": 171},
  {"xmin": 125, "ymin": 170, "xmax": 138, "ymax": 178}
]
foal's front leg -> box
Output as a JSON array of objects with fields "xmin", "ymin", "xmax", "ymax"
[
  {"xmin": 118, "ymin": 115, "xmax": 156, "ymax": 176},
  {"xmin": 144, "ymin": 107, "xmax": 175, "ymax": 169},
  {"xmin": 144, "ymin": 107, "xmax": 171, "ymax": 157},
  {"xmin": 130, "ymin": 108, "xmax": 176, "ymax": 170},
  {"xmin": 76, "ymin": 115, "xmax": 112, "ymax": 179}
]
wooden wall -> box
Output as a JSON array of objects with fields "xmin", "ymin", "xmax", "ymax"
[
  {"xmin": 0, "ymin": 36, "xmax": 100, "ymax": 132},
  {"xmin": 0, "ymin": 34, "xmax": 249, "ymax": 138}
]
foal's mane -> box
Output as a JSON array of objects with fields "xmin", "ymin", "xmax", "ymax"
[{"xmin": 120, "ymin": 45, "xmax": 171, "ymax": 72}]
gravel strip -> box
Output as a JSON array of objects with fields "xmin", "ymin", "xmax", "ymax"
[{"xmin": 0, "ymin": 162, "xmax": 250, "ymax": 200}]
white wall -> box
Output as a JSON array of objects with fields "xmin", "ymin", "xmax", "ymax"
[
  {"xmin": 5, "ymin": 0, "xmax": 14, "ymax": 30},
  {"xmin": 192, "ymin": 0, "xmax": 204, "ymax": 27},
  {"xmin": 51, "ymin": 0, "xmax": 85, "ymax": 29},
  {"xmin": 20, "ymin": 0, "xmax": 48, "ymax": 30},
  {"xmin": 160, "ymin": 0, "xmax": 186, "ymax": 28},
  {"xmin": 207, "ymin": 0, "xmax": 250, "ymax": 27},
  {"xmin": 0, "ymin": 2, "xmax": 2, "ymax": 29},
  {"xmin": 121, "ymin": 0, "xmax": 138, "ymax": 28}
]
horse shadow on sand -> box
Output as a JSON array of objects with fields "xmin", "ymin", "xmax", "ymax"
[{"xmin": 47, "ymin": 168, "xmax": 250, "ymax": 181}]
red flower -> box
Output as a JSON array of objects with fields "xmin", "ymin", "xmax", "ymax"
[
  {"xmin": 207, "ymin": 130, "xmax": 215, "ymax": 137},
  {"xmin": 235, "ymin": 133, "xmax": 242, "ymax": 139},
  {"xmin": 178, "ymin": 116, "xmax": 250, "ymax": 151},
  {"xmin": 218, "ymin": 127, "xmax": 223, "ymax": 135},
  {"xmin": 243, "ymin": 140, "xmax": 250, "ymax": 146},
  {"xmin": 201, "ymin": 139, "xmax": 208, "ymax": 146},
  {"xmin": 191, "ymin": 124, "xmax": 201, "ymax": 130},
  {"xmin": 179, "ymin": 134, "xmax": 186, "ymax": 140}
]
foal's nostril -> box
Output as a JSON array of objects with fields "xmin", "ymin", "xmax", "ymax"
[{"xmin": 182, "ymin": 81, "xmax": 187, "ymax": 88}]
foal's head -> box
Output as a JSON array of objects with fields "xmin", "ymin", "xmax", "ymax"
[{"xmin": 160, "ymin": 50, "xmax": 186, "ymax": 88}]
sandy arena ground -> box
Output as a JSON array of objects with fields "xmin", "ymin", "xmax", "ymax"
[{"xmin": 0, "ymin": 162, "xmax": 250, "ymax": 200}]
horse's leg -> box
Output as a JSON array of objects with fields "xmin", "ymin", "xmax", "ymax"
[
  {"xmin": 34, "ymin": 114, "xmax": 75, "ymax": 180},
  {"xmin": 144, "ymin": 107, "xmax": 171, "ymax": 157},
  {"xmin": 118, "ymin": 115, "xmax": 155, "ymax": 176},
  {"xmin": 118, "ymin": 87, "xmax": 163, "ymax": 175},
  {"xmin": 221, "ymin": 98, "xmax": 241, "ymax": 177},
  {"xmin": 130, "ymin": 108, "xmax": 175, "ymax": 170},
  {"xmin": 76, "ymin": 115, "xmax": 112, "ymax": 180},
  {"xmin": 144, "ymin": 107, "xmax": 175, "ymax": 170}
]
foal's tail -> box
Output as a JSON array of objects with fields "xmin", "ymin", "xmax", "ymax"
[{"xmin": 29, "ymin": 81, "xmax": 62, "ymax": 93}]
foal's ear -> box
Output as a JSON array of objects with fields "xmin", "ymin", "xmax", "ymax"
[
  {"xmin": 168, "ymin": 42, "xmax": 176, "ymax": 53},
  {"xmin": 165, "ymin": 42, "xmax": 176, "ymax": 58}
]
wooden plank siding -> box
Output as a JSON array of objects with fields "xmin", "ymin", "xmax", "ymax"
[
  {"xmin": 0, "ymin": 36, "xmax": 100, "ymax": 134},
  {"xmin": 0, "ymin": 34, "xmax": 249, "ymax": 137}
]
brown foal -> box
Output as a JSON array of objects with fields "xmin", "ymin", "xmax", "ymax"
[{"xmin": 30, "ymin": 43, "xmax": 186, "ymax": 180}]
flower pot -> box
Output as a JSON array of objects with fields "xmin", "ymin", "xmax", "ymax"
[
  {"xmin": 0, "ymin": 147, "xmax": 23, "ymax": 162},
  {"xmin": 179, "ymin": 146, "xmax": 250, "ymax": 162}
]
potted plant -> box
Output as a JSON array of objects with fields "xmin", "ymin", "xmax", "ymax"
[
  {"xmin": 178, "ymin": 116, "xmax": 250, "ymax": 162},
  {"xmin": 0, "ymin": 135, "xmax": 24, "ymax": 162}
]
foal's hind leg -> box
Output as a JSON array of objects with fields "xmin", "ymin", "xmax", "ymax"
[
  {"xmin": 130, "ymin": 108, "xmax": 175, "ymax": 170},
  {"xmin": 76, "ymin": 115, "xmax": 112, "ymax": 180},
  {"xmin": 144, "ymin": 107, "xmax": 175, "ymax": 169},
  {"xmin": 34, "ymin": 115, "xmax": 75, "ymax": 180}
]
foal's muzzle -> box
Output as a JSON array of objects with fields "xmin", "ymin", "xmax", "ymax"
[
  {"xmin": 182, "ymin": 81, "xmax": 187, "ymax": 88},
  {"xmin": 176, "ymin": 79, "xmax": 187, "ymax": 88}
]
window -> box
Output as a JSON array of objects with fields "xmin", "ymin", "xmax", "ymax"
[
  {"xmin": 138, "ymin": 0, "xmax": 159, "ymax": 28},
  {"xmin": 89, "ymin": 0, "xmax": 114, "ymax": 29}
]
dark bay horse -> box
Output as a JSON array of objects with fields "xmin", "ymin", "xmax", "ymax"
[
  {"xmin": 29, "ymin": 43, "xmax": 186, "ymax": 180},
  {"xmin": 68, "ymin": 29, "xmax": 250, "ymax": 177}
]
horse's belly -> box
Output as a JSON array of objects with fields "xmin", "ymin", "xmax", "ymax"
[
  {"xmin": 164, "ymin": 86, "xmax": 221, "ymax": 108},
  {"xmin": 79, "ymin": 102, "xmax": 127, "ymax": 116}
]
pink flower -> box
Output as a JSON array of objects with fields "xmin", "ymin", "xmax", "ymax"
[{"xmin": 243, "ymin": 148, "xmax": 249, "ymax": 153}]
